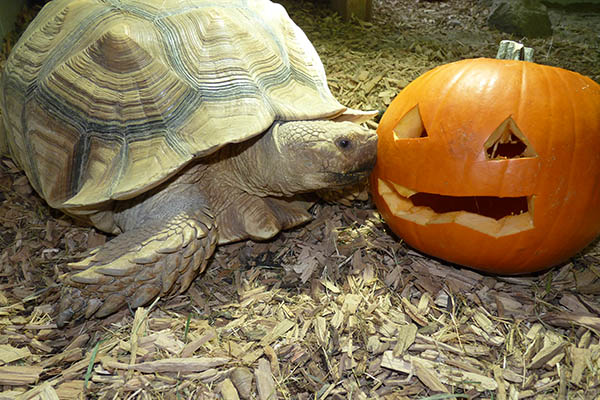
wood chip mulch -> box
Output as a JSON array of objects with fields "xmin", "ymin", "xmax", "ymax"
[{"xmin": 1, "ymin": 0, "xmax": 599, "ymax": 399}]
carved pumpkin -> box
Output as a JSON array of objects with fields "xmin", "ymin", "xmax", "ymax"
[{"xmin": 371, "ymin": 58, "xmax": 600, "ymax": 274}]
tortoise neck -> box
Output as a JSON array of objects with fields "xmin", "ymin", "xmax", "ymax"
[{"xmin": 218, "ymin": 124, "xmax": 297, "ymax": 198}]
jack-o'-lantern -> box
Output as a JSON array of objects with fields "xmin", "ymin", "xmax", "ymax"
[{"xmin": 370, "ymin": 57, "xmax": 600, "ymax": 274}]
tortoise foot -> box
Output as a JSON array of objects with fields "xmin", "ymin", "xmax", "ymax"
[{"xmin": 55, "ymin": 211, "xmax": 216, "ymax": 326}]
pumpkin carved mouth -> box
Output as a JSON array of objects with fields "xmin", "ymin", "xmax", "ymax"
[{"xmin": 377, "ymin": 179, "xmax": 534, "ymax": 238}]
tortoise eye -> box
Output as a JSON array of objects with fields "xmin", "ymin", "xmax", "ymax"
[{"xmin": 337, "ymin": 138, "xmax": 352, "ymax": 149}]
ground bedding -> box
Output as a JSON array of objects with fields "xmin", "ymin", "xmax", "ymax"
[{"xmin": 0, "ymin": 0, "xmax": 599, "ymax": 398}]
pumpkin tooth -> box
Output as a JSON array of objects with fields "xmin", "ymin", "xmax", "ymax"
[
  {"xmin": 496, "ymin": 213, "xmax": 535, "ymax": 237},
  {"xmin": 389, "ymin": 181, "xmax": 417, "ymax": 198},
  {"xmin": 377, "ymin": 179, "xmax": 414, "ymax": 215}
]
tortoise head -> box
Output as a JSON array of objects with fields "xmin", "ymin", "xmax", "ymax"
[{"xmin": 259, "ymin": 120, "xmax": 377, "ymax": 195}]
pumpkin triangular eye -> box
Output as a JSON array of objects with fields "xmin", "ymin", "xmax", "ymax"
[
  {"xmin": 484, "ymin": 116, "xmax": 537, "ymax": 159},
  {"xmin": 393, "ymin": 105, "xmax": 428, "ymax": 140}
]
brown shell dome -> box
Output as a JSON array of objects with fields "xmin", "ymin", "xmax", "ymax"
[{"xmin": 0, "ymin": 0, "xmax": 345, "ymax": 209}]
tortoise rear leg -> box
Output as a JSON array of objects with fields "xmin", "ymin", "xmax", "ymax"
[{"xmin": 56, "ymin": 186, "xmax": 217, "ymax": 327}]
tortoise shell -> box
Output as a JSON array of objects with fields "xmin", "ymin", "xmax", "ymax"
[{"xmin": 0, "ymin": 0, "xmax": 345, "ymax": 210}]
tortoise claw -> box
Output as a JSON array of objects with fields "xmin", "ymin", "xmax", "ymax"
[
  {"xmin": 56, "ymin": 287, "xmax": 86, "ymax": 328},
  {"xmin": 56, "ymin": 307, "xmax": 75, "ymax": 329},
  {"xmin": 55, "ymin": 288, "xmax": 127, "ymax": 326},
  {"xmin": 56, "ymin": 286, "xmax": 110, "ymax": 327},
  {"xmin": 95, "ymin": 294, "xmax": 128, "ymax": 318},
  {"xmin": 130, "ymin": 285, "xmax": 161, "ymax": 308},
  {"xmin": 85, "ymin": 298, "xmax": 103, "ymax": 319}
]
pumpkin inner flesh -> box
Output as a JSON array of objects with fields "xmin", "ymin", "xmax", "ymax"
[{"xmin": 378, "ymin": 179, "xmax": 534, "ymax": 237}]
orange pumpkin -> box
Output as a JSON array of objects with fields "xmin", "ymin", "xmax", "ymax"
[{"xmin": 370, "ymin": 58, "xmax": 600, "ymax": 274}]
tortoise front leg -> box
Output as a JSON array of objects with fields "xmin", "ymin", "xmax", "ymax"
[{"xmin": 56, "ymin": 189, "xmax": 217, "ymax": 327}]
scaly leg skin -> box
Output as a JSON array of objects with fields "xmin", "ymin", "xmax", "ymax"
[{"xmin": 56, "ymin": 206, "xmax": 217, "ymax": 327}]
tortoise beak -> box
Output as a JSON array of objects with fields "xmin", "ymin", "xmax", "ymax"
[
  {"xmin": 349, "ymin": 130, "xmax": 378, "ymax": 173},
  {"xmin": 329, "ymin": 133, "xmax": 377, "ymax": 185}
]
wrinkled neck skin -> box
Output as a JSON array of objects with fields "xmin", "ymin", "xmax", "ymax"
[{"xmin": 190, "ymin": 123, "xmax": 304, "ymax": 209}]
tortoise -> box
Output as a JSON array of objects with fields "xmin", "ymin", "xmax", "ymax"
[{"xmin": 0, "ymin": 0, "xmax": 377, "ymax": 326}]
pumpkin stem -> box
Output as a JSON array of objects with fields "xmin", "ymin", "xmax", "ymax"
[{"xmin": 496, "ymin": 40, "xmax": 534, "ymax": 61}]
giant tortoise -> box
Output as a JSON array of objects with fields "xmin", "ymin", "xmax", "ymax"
[{"xmin": 0, "ymin": 0, "xmax": 377, "ymax": 325}]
